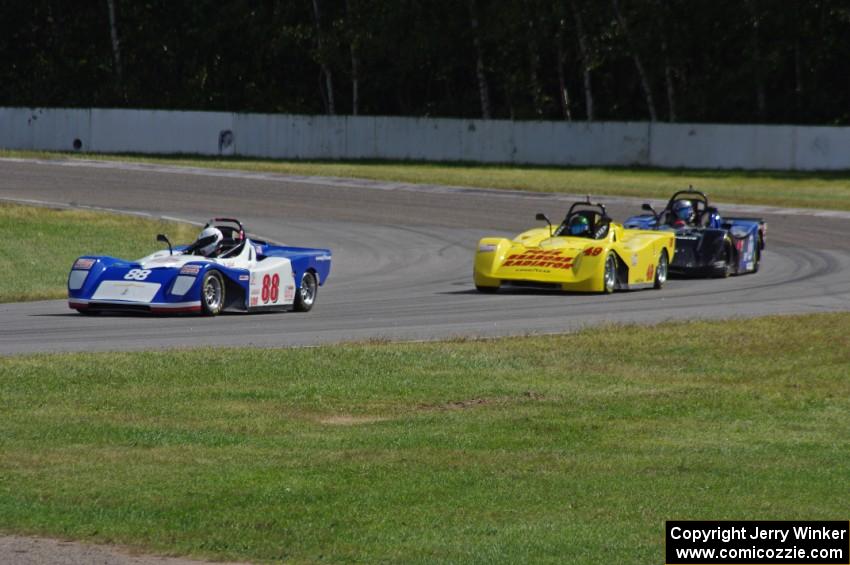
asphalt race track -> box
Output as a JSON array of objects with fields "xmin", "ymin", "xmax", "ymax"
[{"xmin": 2, "ymin": 158, "xmax": 850, "ymax": 355}]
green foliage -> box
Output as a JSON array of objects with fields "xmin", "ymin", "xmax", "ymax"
[
  {"xmin": 1, "ymin": 314, "xmax": 849, "ymax": 562},
  {"xmin": 0, "ymin": 203, "xmax": 197, "ymax": 302},
  {"xmin": 2, "ymin": 0, "xmax": 850, "ymax": 123}
]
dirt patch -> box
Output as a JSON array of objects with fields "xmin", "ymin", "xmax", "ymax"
[{"xmin": 0, "ymin": 535, "xmax": 246, "ymax": 565}]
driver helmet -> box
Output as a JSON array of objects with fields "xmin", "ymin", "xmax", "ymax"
[
  {"xmin": 568, "ymin": 215, "xmax": 590, "ymax": 236},
  {"xmin": 195, "ymin": 226, "xmax": 223, "ymax": 257},
  {"xmin": 672, "ymin": 200, "xmax": 695, "ymax": 224}
]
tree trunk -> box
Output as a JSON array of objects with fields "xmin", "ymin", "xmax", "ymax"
[
  {"xmin": 345, "ymin": 0, "xmax": 359, "ymax": 115},
  {"xmin": 468, "ymin": 0, "xmax": 491, "ymax": 119},
  {"xmin": 555, "ymin": 17, "xmax": 572, "ymax": 121},
  {"xmin": 747, "ymin": 0, "xmax": 765, "ymax": 120},
  {"xmin": 350, "ymin": 46, "xmax": 359, "ymax": 115},
  {"xmin": 525, "ymin": 8, "xmax": 544, "ymax": 117},
  {"xmin": 106, "ymin": 0, "xmax": 125, "ymax": 99},
  {"xmin": 311, "ymin": 0, "xmax": 335, "ymax": 115},
  {"xmin": 662, "ymin": 38, "xmax": 676, "ymax": 122},
  {"xmin": 611, "ymin": 0, "xmax": 657, "ymax": 121},
  {"xmin": 571, "ymin": 1, "xmax": 594, "ymax": 121}
]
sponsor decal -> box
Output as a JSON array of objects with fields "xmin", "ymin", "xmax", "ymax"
[
  {"xmin": 285, "ymin": 285, "xmax": 294, "ymax": 300},
  {"xmin": 478, "ymin": 243, "xmax": 497, "ymax": 253},
  {"xmin": 73, "ymin": 258, "xmax": 95, "ymax": 270},
  {"xmin": 631, "ymin": 253, "xmax": 639, "ymax": 266},
  {"xmin": 179, "ymin": 264, "xmax": 201, "ymax": 275},
  {"xmin": 250, "ymin": 296, "xmax": 259, "ymax": 306},
  {"xmin": 316, "ymin": 254, "xmax": 332, "ymax": 262},
  {"xmin": 239, "ymin": 274, "xmax": 250, "ymax": 281},
  {"xmin": 502, "ymin": 249, "xmax": 574, "ymax": 270},
  {"xmin": 646, "ymin": 263, "xmax": 654, "ymax": 280}
]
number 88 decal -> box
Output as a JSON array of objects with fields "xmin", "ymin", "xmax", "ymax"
[
  {"xmin": 261, "ymin": 273, "xmax": 280, "ymax": 303},
  {"xmin": 124, "ymin": 269, "xmax": 152, "ymax": 280}
]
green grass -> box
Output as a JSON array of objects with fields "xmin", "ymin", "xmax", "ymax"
[
  {"xmin": 6, "ymin": 149, "xmax": 850, "ymax": 211},
  {"xmin": 0, "ymin": 203, "xmax": 197, "ymax": 302},
  {"xmin": 1, "ymin": 313, "xmax": 848, "ymax": 563}
]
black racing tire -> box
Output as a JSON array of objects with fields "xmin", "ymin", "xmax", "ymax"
[
  {"xmin": 294, "ymin": 271, "xmax": 318, "ymax": 312},
  {"xmin": 653, "ymin": 249, "xmax": 669, "ymax": 289},
  {"xmin": 475, "ymin": 285, "xmax": 499, "ymax": 293},
  {"xmin": 752, "ymin": 244, "xmax": 761, "ymax": 273},
  {"xmin": 713, "ymin": 241, "xmax": 734, "ymax": 278},
  {"xmin": 200, "ymin": 270, "xmax": 225, "ymax": 316},
  {"xmin": 601, "ymin": 252, "xmax": 617, "ymax": 294}
]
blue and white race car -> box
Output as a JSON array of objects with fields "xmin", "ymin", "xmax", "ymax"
[
  {"xmin": 624, "ymin": 189, "xmax": 766, "ymax": 277},
  {"xmin": 68, "ymin": 218, "xmax": 332, "ymax": 315}
]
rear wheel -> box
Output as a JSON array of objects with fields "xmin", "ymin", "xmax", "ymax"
[
  {"xmin": 294, "ymin": 271, "xmax": 318, "ymax": 312},
  {"xmin": 200, "ymin": 271, "xmax": 225, "ymax": 316},
  {"xmin": 653, "ymin": 250, "xmax": 669, "ymax": 289},
  {"xmin": 602, "ymin": 252, "xmax": 617, "ymax": 294}
]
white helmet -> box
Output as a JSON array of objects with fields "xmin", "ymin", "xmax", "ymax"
[{"xmin": 195, "ymin": 226, "xmax": 223, "ymax": 256}]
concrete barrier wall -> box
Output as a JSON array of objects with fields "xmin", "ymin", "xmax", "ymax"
[{"xmin": 2, "ymin": 107, "xmax": 849, "ymax": 170}]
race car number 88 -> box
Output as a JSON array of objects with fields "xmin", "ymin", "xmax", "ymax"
[
  {"xmin": 261, "ymin": 274, "xmax": 280, "ymax": 303},
  {"xmin": 124, "ymin": 269, "xmax": 152, "ymax": 281}
]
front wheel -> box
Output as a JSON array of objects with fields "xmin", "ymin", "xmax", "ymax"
[
  {"xmin": 752, "ymin": 244, "xmax": 761, "ymax": 273},
  {"xmin": 713, "ymin": 242, "xmax": 733, "ymax": 278},
  {"xmin": 475, "ymin": 285, "xmax": 499, "ymax": 293},
  {"xmin": 200, "ymin": 270, "xmax": 225, "ymax": 316},
  {"xmin": 601, "ymin": 252, "xmax": 617, "ymax": 294},
  {"xmin": 294, "ymin": 271, "xmax": 318, "ymax": 312},
  {"xmin": 653, "ymin": 250, "xmax": 669, "ymax": 289}
]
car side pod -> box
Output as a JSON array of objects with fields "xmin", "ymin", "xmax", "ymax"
[{"xmin": 473, "ymin": 237, "xmax": 510, "ymax": 292}]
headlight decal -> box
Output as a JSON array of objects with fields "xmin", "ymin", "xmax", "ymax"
[
  {"xmin": 171, "ymin": 275, "xmax": 196, "ymax": 296},
  {"xmin": 68, "ymin": 270, "xmax": 89, "ymax": 290}
]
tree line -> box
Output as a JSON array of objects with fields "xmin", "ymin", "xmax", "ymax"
[{"xmin": 2, "ymin": 0, "xmax": 849, "ymax": 124}]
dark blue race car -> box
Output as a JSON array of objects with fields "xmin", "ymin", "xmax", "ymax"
[{"xmin": 624, "ymin": 188, "xmax": 766, "ymax": 277}]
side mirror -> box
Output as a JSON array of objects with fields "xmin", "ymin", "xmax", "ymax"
[
  {"xmin": 536, "ymin": 213, "xmax": 553, "ymax": 236},
  {"xmin": 157, "ymin": 233, "xmax": 173, "ymax": 255},
  {"xmin": 641, "ymin": 203, "xmax": 654, "ymax": 212}
]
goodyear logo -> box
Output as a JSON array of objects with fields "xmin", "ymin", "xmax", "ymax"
[{"xmin": 503, "ymin": 249, "xmax": 574, "ymax": 269}]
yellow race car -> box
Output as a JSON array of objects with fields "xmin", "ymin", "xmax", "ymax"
[{"xmin": 474, "ymin": 200, "xmax": 676, "ymax": 293}]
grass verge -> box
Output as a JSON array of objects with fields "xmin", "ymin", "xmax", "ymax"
[
  {"xmin": 5, "ymin": 149, "xmax": 850, "ymax": 211},
  {"xmin": 0, "ymin": 203, "xmax": 196, "ymax": 302},
  {"xmin": 1, "ymin": 313, "xmax": 848, "ymax": 563}
]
